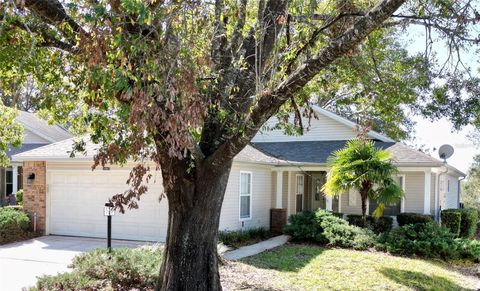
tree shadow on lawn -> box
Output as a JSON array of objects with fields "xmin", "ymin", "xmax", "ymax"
[
  {"xmin": 380, "ymin": 267, "xmax": 471, "ymax": 291},
  {"xmin": 240, "ymin": 244, "xmax": 324, "ymax": 272}
]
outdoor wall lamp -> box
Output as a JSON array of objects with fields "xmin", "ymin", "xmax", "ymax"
[{"xmin": 27, "ymin": 173, "xmax": 35, "ymax": 184}]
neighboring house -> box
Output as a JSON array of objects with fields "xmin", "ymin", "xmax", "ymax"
[
  {"xmin": 0, "ymin": 111, "xmax": 72, "ymax": 205},
  {"xmin": 12, "ymin": 106, "xmax": 465, "ymax": 241}
]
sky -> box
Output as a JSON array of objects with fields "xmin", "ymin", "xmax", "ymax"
[
  {"xmin": 410, "ymin": 117, "xmax": 479, "ymax": 174},
  {"xmin": 402, "ymin": 24, "xmax": 479, "ymax": 174}
]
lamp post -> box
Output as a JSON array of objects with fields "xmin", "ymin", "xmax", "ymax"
[{"xmin": 104, "ymin": 202, "xmax": 115, "ymax": 252}]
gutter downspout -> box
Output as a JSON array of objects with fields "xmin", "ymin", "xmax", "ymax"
[{"xmin": 435, "ymin": 163, "xmax": 448, "ymax": 222}]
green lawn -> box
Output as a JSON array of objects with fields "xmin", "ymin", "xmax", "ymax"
[
  {"xmin": 32, "ymin": 243, "xmax": 480, "ymax": 290},
  {"xmin": 237, "ymin": 244, "xmax": 480, "ymax": 290}
]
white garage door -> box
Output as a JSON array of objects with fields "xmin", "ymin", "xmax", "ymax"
[{"xmin": 47, "ymin": 170, "xmax": 168, "ymax": 241}]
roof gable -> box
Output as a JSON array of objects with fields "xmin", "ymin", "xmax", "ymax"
[
  {"xmin": 16, "ymin": 111, "xmax": 72, "ymax": 143},
  {"xmin": 252, "ymin": 106, "xmax": 394, "ymax": 143}
]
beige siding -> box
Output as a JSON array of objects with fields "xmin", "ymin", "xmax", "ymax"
[
  {"xmin": 444, "ymin": 174, "xmax": 459, "ymax": 209},
  {"xmin": 219, "ymin": 163, "xmax": 272, "ymax": 231},
  {"xmin": 403, "ymin": 172, "xmax": 424, "ymax": 213},
  {"xmin": 340, "ymin": 190, "xmax": 362, "ymax": 215},
  {"xmin": 24, "ymin": 128, "xmax": 50, "ymax": 144},
  {"xmin": 282, "ymin": 172, "xmax": 288, "ymax": 212},
  {"xmin": 271, "ymin": 172, "xmax": 277, "ymax": 208},
  {"xmin": 430, "ymin": 173, "xmax": 436, "ymax": 216},
  {"xmin": 252, "ymin": 113, "xmax": 357, "ymax": 142}
]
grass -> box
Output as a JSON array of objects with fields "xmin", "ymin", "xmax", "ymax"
[
  {"xmin": 240, "ymin": 244, "xmax": 480, "ymax": 290},
  {"xmin": 31, "ymin": 244, "xmax": 480, "ymax": 290}
]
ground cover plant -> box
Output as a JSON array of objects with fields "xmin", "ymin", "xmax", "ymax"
[{"xmin": 0, "ymin": 207, "xmax": 30, "ymax": 244}]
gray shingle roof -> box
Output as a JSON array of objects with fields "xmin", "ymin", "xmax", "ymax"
[
  {"xmin": 6, "ymin": 144, "xmax": 47, "ymax": 159},
  {"xmin": 16, "ymin": 111, "xmax": 72, "ymax": 142},
  {"xmin": 253, "ymin": 141, "xmax": 444, "ymax": 167},
  {"xmin": 14, "ymin": 137, "xmax": 445, "ymax": 169},
  {"xmin": 12, "ymin": 137, "xmax": 98, "ymax": 161},
  {"xmin": 12, "ymin": 138, "xmax": 286, "ymax": 165}
]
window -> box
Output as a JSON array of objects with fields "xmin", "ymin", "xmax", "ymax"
[
  {"xmin": 296, "ymin": 175, "xmax": 304, "ymax": 213},
  {"xmin": 369, "ymin": 175, "xmax": 404, "ymax": 216},
  {"xmin": 447, "ymin": 180, "xmax": 450, "ymax": 192},
  {"xmin": 5, "ymin": 168, "xmax": 12, "ymax": 196},
  {"xmin": 239, "ymin": 172, "xmax": 252, "ymax": 220}
]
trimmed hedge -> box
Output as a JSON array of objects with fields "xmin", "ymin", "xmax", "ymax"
[
  {"xmin": 218, "ymin": 227, "xmax": 271, "ymax": 248},
  {"xmin": 459, "ymin": 208, "xmax": 478, "ymax": 239},
  {"xmin": 441, "ymin": 210, "xmax": 461, "ymax": 236},
  {"xmin": 0, "ymin": 207, "xmax": 30, "ymax": 244},
  {"xmin": 396, "ymin": 212, "xmax": 433, "ymax": 226},
  {"xmin": 440, "ymin": 208, "xmax": 478, "ymax": 239},
  {"xmin": 346, "ymin": 215, "xmax": 393, "ymax": 234}
]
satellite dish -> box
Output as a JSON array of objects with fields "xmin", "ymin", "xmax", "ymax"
[{"xmin": 438, "ymin": 144, "xmax": 454, "ymax": 161}]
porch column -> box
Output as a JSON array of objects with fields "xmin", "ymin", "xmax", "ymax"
[
  {"xmin": 424, "ymin": 170, "xmax": 432, "ymax": 215},
  {"xmin": 275, "ymin": 171, "xmax": 283, "ymax": 208},
  {"xmin": 326, "ymin": 196, "xmax": 333, "ymax": 211},
  {"xmin": 12, "ymin": 165, "xmax": 18, "ymax": 194}
]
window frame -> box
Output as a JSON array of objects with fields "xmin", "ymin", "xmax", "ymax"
[
  {"xmin": 295, "ymin": 174, "xmax": 305, "ymax": 213},
  {"xmin": 239, "ymin": 171, "xmax": 253, "ymax": 221},
  {"xmin": 5, "ymin": 167, "xmax": 13, "ymax": 196}
]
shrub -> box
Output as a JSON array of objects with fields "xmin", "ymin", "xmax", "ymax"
[
  {"xmin": 346, "ymin": 214, "xmax": 393, "ymax": 234},
  {"xmin": 459, "ymin": 208, "xmax": 478, "ymax": 239},
  {"xmin": 285, "ymin": 210, "xmax": 375, "ymax": 250},
  {"xmin": 396, "ymin": 212, "xmax": 433, "ymax": 226},
  {"xmin": 33, "ymin": 247, "xmax": 162, "ymax": 290},
  {"xmin": 441, "ymin": 210, "xmax": 462, "ymax": 236},
  {"xmin": 332, "ymin": 212, "xmax": 344, "ymax": 219},
  {"xmin": 377, "ymin": 222, "xmax": 459, "ymax": 259},
  {"xmin": 458, "ymin": 239, "xmax": 480, "ymax": 261},
  {"xmin": 15, "ymin": 189, "xmax": 24, "ymax": 206},
  {"xmin": 284, "ymin": 211, "xmax": 323, "ymax": 243},
  {"xmin": 0, "ymin": 207, "xmax": 30, "ymax": 244},
  {"xmin": 218, "ymin": 227, "xmax": 270, "ymax": 248}
]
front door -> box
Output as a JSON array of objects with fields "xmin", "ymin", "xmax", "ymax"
[{"xmin": 311, "ymin": 173, "xmax": 326, "ymax": 210}]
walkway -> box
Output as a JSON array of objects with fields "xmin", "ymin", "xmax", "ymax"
[{"xmin": 223, "ymin": 235, "xmax": 290, "ymax": 260}]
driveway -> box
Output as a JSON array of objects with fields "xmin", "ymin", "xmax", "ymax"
[{"xmin": 0, "ymin": 236, "xmax": 149, "ymax": 291}]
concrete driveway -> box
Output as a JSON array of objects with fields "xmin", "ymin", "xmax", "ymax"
[{"xmin": 0, "ymin": 236, "xmax": 149, "ymax": 291}]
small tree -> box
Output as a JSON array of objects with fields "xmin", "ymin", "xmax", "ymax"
[{"xmin": 323, "ymin": 139, "xmax": 403, "ymax": 223}]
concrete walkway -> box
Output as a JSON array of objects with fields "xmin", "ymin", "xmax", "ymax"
[
  {"xmin": 223, "ymin": 235, "xmax": 290, "ymax": 260},
  {"xmin": 0, "ymin": 236, "xmax": 150, "ymax": 291}
]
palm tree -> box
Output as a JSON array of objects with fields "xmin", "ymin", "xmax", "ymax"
[{"xmin": 322, "ymin": 139, "xmax": 403, "ymax": 224}]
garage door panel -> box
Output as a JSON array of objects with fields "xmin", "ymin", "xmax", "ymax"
[{"xmin": 48, "ymin": 170, "xmax": 167, "ymax": 242}]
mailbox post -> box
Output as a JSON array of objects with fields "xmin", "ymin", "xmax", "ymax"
[{"xmin": 104, "ymin": 202, "xmax": 115, "ymax": 252}]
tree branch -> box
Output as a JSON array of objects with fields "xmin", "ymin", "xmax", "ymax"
[
  {"xmin": 209, "ymin": 0, "xmax": 407, "ymax": 163},
  {"xmin": 24, "ymin": 0, "xmax": 85, "ymax": 36}
]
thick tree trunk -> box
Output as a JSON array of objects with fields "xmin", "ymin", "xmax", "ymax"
[{"xmin": 156, "ymin": 158, "xmax": 233, "ymax": 291}]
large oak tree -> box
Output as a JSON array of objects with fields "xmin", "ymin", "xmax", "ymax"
[{"xmin": 1, "ymin": 0, "xmax": 479, "ymax": 289}]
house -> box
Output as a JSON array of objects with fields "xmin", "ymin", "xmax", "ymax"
[
  {"xmin": 0, "ymin": 111, "xmax": 72, "ymax": 205},
  {"xmin": 11, "ymin": 106, "xmax": 465, "ymax": 241}
]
